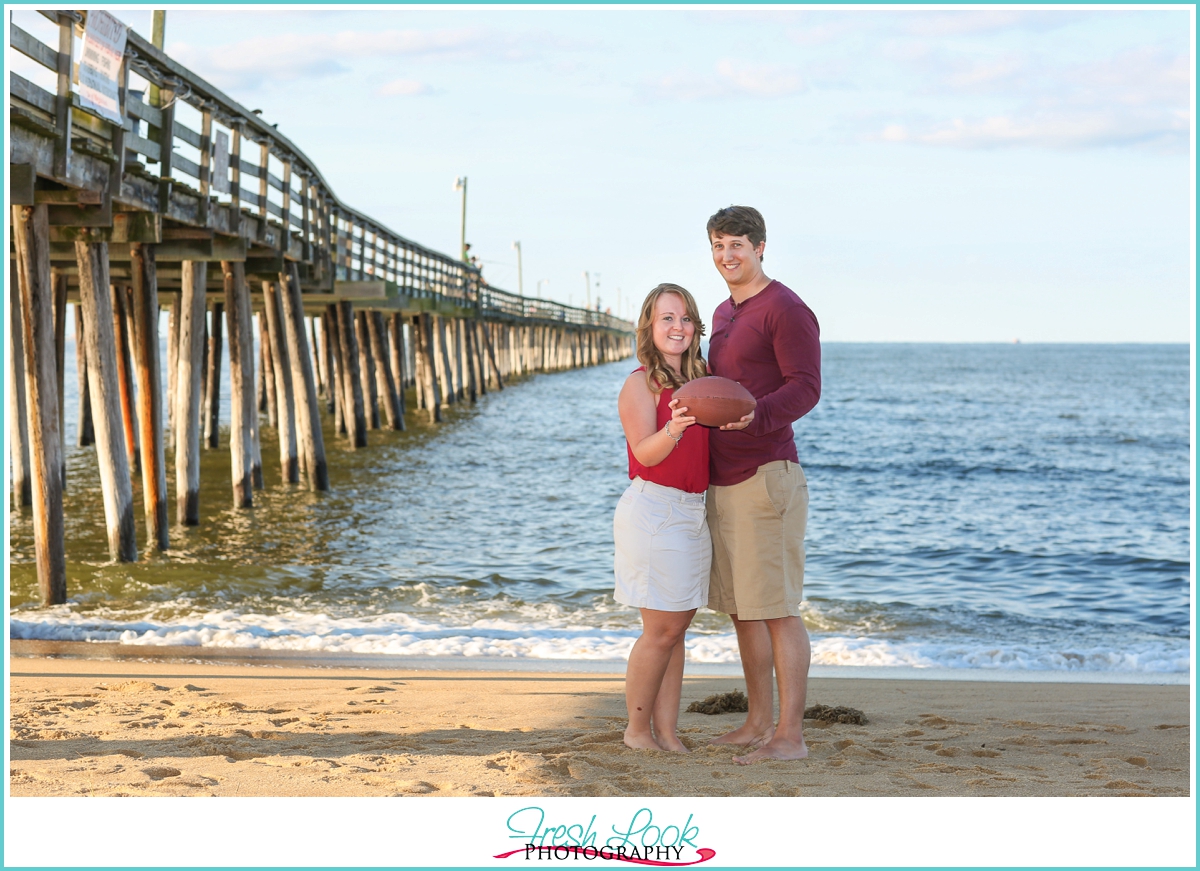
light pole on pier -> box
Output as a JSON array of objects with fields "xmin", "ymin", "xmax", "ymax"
[
  {"xmin": 582, "ymin": 271, "xmax": 591, "ymax": 310},
  {"xmin": 453, "ymin": 177, "xmax": 468, "ymax": 262},
  {"xmin": 512, "ymin": 241, "xmax": 523, "ymax": 295},
  {"xmin": 536, "ymin": 279, "xmax": 549, "ymax": 298}
]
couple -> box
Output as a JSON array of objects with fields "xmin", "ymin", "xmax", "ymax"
[{"xmin": 613, "ymin": 205, "xmax": 821, "ymax": 765}]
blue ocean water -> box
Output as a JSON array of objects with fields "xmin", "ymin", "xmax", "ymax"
[{"xmin": 9, "ymin": 343, "xmax": 1192, "ymax": 681}]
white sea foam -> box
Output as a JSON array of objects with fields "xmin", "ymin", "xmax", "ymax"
[{"xmin": 9, "ymin": 611, "xmax": 1189, "ymax": 676}]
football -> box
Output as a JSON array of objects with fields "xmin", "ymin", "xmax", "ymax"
[{"xmin": 673, "ymin": 376, "xmax": 756, "ymax": 428}]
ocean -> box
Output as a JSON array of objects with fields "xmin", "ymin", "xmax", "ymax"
[{"xmin": 8, "ymin": 341, "xmax": 1192, "ymax": 682}]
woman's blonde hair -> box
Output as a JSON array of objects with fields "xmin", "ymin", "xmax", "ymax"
[{"xmin": 636, "ymin": 283, "xmax": 707, "ymax": 394}]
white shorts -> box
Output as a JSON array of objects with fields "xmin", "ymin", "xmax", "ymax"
[{"xmin": 613, "ymin": 478, "xmax": 711, "ymax": 612}]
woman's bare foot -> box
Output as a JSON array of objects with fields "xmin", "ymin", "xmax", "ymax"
[
  {"xmin": 709, "ymin": 722, "xmax": 774, "ymax": 748},
  {"xmin": 733, "ymin": 735, "xmax": 808, "ymax": 764},
  {"xmin": 624, "ymin": 728, "xmax": 663, "ymax": 750},
  {"xmin": 654, "ymin": 734, "xmax": 691, "ymax": 753}
]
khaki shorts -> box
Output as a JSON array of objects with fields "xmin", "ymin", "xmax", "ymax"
[{"xmin": 707, "ymin": 460, "xmax": 808, "ymax": 620}]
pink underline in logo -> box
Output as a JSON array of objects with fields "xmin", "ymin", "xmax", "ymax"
[{"xmin": 493, "ymin": 847, "xmax": 716, "ymax": 866}]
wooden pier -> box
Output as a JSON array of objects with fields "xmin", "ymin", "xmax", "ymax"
[{"xmin": 8, "ymin": 11, "xmax": 634, "ymax": 605}]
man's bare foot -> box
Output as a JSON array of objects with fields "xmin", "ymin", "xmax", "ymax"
[
  {"xmin": 624, "ymin": 729, "xmax": 663, "ymax": 751},
  {"xmin": 709, "ymin": 722, "xmax": 774, "ymax": 748},
  {"xmin": 733, "ymin": 736, "xmax": 808, "ymax": 764},
  {"xmin": 654, "ymin": 734, "xmax": 691, "ymax": 753}
]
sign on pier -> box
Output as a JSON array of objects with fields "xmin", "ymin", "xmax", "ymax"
[{"xmin": 78, "ymin": 10, "xmax": 128, "ymax": 124}]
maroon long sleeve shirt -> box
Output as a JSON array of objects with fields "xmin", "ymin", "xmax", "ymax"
[{"xmin": 707, "ymin": 279, "xmax": 822, "ymax": 486}]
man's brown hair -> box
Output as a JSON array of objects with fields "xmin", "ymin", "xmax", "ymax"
[{"xmin": 706, "ymin": 205, "xmax": 766, "ymax": 250}]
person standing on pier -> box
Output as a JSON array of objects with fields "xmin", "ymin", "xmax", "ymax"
[
  {"xmin": 614, "ymin": 284, "xmax": 711, "ymax": 752},
  {"xmin": 704, "ymin": 205, "xmax": 821, "ymax": 764}
]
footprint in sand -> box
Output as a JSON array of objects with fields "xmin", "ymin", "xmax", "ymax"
[
  {"xmin": 142, "ymin": 766, "xmax": 181, "ymax": 780},
  {"xmin": 102, "ymin": 681, "xmax": 167, "ymax": 694},
  {"xmin": 198, "ymin": 701, "xmax": 247, "ymax": 716},
  {"xmin": 918, "ymin": 714, "xmax": 973, "ymax": 728},
  {"xmin": 81, "ymin": 749, "xmax": 145, "ymax": 759}
]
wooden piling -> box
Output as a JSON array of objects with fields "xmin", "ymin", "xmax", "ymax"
[
  {"xmin": 388, "ymin": 313, "xmax": 407, "ymax": 425},
  {"xmin": 204, "ymin": 301, "xmax": 224, "ymax": 449},
  {"xmin": 356, "ymin": 311, "xmax": 381, "ymax": 429},
  {"xmin": 435, "ymin": 316, "xmax": 455, "ymax": 405},
  {"xmin": 222, "ymin": 261, "xmax": 255, "ymax": 507},
  {"xmin": 461, "ymin": 318, "xmax": 477, "ymax": 404},
  {"xmin": 259, "ymin": 314, "xmax": 277, "ymax": 428},
  {"xmin": 482, "ymin": 320, "xmax": 504, "ymax": 390},
  {"xmin": 278, "ymin": 262, "xmax": 328, "ymax": 491},
  {"xmin": 412, "ymin": 316, "xmax": 427, "ymax": 412},
  {"xmin": 8, "ymin": 260, "xmax": 33, "ymax": 509},
  {"xmin": 470, "ymin": 320, "xmax": 487, "ymax": 396},
  {"xmin": 309, "ymin": 316, "xmax": 324, "ymax": 400},
  {"xmin": 74, "ymin": 304, "xmax": 94, "ymax": 447},
  {"xmin": 175, "ymin": 261, "xmax": 207, "ymax": 525},
  {"xmin": 322, "ymin": 311, "xmax": 338, "ymax": 414},
  {"xmin": 263, "ymin": 281, "xmax": 299, "ymax": 483},
  {"xmin": 450, "ymin": 318, "xmax": 465, "ymax": 401},
  {"xmin": 166, "ymin": 292, "xmax": 179, "ymax": 432},
  {"xmin": 367, "ymin": 311, "xmax": 401, "ymax": 431},
  {"xmin": 112, "ymin": 284, "xmax": 140, "ymax": 473},
  {"xmin": 336, "ymin": 301, "xmax": 367, "ymax": 447},
  {"xmin": 417, "ymin": 312, "xmax": 441, "ymax": 423},
  {"xmin": 52, "ymin": 270, "xmax": 67, "ymax": 484},
  {"xmin": 15, "ymin": 206, "xmax": 68, "ymax": 602},
  {"xmin": 324, "ymin": 307, "xmax": 344, "ymax": 433},
  {"xmin": 129, "ymin": 243, "xmax": 169, "ymax": 551},
  {"xmin": 72, "ymin": 236, "xmax": 137, "ymax": 563}
]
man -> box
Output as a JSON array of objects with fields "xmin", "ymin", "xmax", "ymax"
[{"xmin": 704, "ymin": 205, "xmax": 821, "ymax": 764}]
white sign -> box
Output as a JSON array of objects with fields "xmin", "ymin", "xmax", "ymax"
[
  {"xmin": 213, "ymin": 130, "xmax": 230, "ymax": 193},
  {"xmin": 77, "ymin": 10, "xmax": 128, "ymax": 124}
]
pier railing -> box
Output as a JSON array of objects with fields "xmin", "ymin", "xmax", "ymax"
[{"xmin": 9, "ymin": 10, "xmax": 630, "ymax": 329}]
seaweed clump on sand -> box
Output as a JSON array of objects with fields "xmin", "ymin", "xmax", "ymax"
[
  {"xmin": 804, "ymin": 704, "xmax": 868, "ymax": 725},
  {"xmin": 686, "ymin": 689, "xmax": 749, "ymax": 715}
]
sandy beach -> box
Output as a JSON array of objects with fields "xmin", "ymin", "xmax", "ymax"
[{"xmin": 7, "ymin": 642, "xmax": 1189, "ymax": 798}]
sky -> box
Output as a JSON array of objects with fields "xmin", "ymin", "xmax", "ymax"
[{"xmin": 8, "ymin": 5, "xmax": 1194, "ymax": 341}]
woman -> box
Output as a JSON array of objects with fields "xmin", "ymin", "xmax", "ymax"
[{"xmin": 614, "ymin": 283, "xmax": 711, "ymax": 752}]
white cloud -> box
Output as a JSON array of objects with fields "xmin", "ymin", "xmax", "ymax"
[
  {"xmin": 715, "ymin": 60, "xmax": 803, "ymax": 97},
  {"xmin": 169, "ymin": 27, "xmax": 565, "ymax": 92},
  {"xmin": 1065, "ymin": 47, "xmax": 1189, "ymax": 107},
  {"xmin": 784, "ymin": 9, "xmax": 1083, "ymax": 47},
  {"xmin": 877, "ymin": 108, "xmax": 1188, "ymax": 151},
  {"xmin": 376, "ymin": 78, "xmax": 432, "ymax": 97},
  {"xmin": 875, "ymin": 44, "xmax": 1189, "ymax": 152},
  {"xmin": 647, "ymin": 59, "xmax": 805, "ymax": 101},
  {"xmin": 897, "ymin": 10, "xmax": 1083, "ymax": 37}
]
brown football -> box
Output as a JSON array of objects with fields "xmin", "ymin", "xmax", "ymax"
[{"xmin": 673, "ymin": 376, "xmax": 756, "ymax": 427}]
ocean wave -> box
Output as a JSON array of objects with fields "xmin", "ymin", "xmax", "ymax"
[{"xmin": 10, "ymin": 613, "xmax": 1189, "ymax": 676}]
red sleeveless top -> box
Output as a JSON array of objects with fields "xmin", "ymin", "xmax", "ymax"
[{"xmin": 626, "ymin": 368, "xmax": 710, "ymax": 494}]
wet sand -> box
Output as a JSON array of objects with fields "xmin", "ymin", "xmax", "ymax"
[{"xmin": 7, "ymin": 643, "xmax": 1190, "ymax": 798}]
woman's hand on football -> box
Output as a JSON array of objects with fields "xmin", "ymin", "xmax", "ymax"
[{"xmin": 667, "ymin": 399, "xmax": 697, "ymax": 436}]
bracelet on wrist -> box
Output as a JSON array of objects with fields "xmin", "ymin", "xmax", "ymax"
[{"xmin": 664, "ymin": 421, "xmax": 683, "ymax": 445}]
